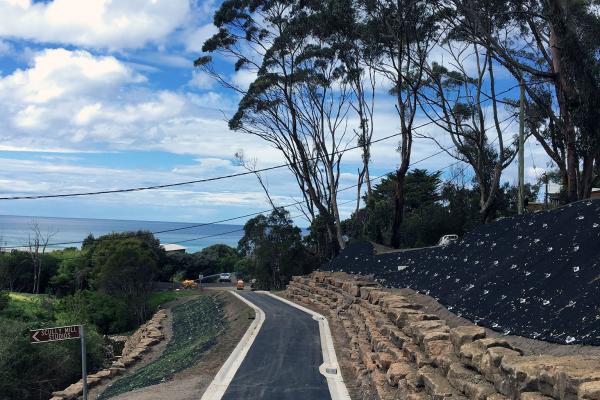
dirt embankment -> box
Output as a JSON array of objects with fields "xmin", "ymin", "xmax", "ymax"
[{"xmin": 95, "ymin": 290, "xmax": 252, "ymax": 400}]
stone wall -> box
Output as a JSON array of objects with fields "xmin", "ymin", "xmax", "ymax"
[
  {"xmin": 284, "ymin": 273, "xmax": 600, "ymax": 400},
  {"xmin": 50, "ymin": 309, "xmax": 167, "ymax": 400}
]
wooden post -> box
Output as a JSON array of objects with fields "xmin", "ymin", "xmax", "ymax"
[{"xmin": 81, "ymin": 325, "xmax": 88, "ymax": 400}]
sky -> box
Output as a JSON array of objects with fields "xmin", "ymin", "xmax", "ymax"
[{"xmin": 0, "ymin": 0, "xmax": 554, "ymax": 226}]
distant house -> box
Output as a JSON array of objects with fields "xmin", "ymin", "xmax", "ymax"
[{"xmin": 160, "ymin": 244, "xmax": 186, "ymax": 254}]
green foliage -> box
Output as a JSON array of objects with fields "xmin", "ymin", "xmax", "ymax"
[
  {"xmin": 0, "ymin": 291, "xmax": 8, "ymax": 311},
  {"xmin": 343, "ymin": 169, "xmax": 539, "ymax": 248},
  {"xmin": 100, "ymin": 295, "xmax": 225, "ymax": 399},
  {"xmin": 91, "ymin": 236, "xmax": 159, "ymax": 324},
  {"xmin": 146, "ymin": 291, "xmax": 197, "ymax": 313},
  {"xmin": 165, "ymin": 244, "xmax": 240, "ymax": 280},
  {"xmin": 0, "ymin": 309, "xmax": 106, "ymax": 400},
  {"xmin": 49, "ymin": 249, "xmax": 92, "ymax": 296},
  {"xmin": 239, "ymin": 208, "xmax": 316, "ymax": 290}
]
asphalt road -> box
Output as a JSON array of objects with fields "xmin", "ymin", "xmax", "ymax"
[{"xmin": 221, "ymin": 291, "xmax": 331, "ymax": 400}]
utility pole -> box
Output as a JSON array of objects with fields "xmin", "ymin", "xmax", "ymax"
[{"xmin": 518, "ymin": 79, "xmax": 525, "ymax": 215}]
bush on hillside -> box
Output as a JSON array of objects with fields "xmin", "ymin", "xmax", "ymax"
[
  {"xmin": 0, "ymin": 317, "xmax": 107, "ymax": 400},
  {"xmin": 0, "ymin": 291, "xmax": 9, "ymax": 311}
]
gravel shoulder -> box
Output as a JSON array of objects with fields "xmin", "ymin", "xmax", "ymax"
[{"xmin": 95, "ymin": 290, "xmax": 252, "ymax": 400}]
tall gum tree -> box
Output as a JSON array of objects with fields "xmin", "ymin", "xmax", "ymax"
[
  {"xmin": 445, "ymin": 0, "xmax": 600, "ymax": 202},
  {"xmin": 195, "ymin": 0, "xmax": 352, "ymax": 255},
  {"xmin": 361, "ymin": 0, "xmax": 440, "ymax": 248},
  {"xmin": 419, "ymin": 43, "xmax": 518, "ymax": 223}
]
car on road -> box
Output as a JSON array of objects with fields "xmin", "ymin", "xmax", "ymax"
[
  {"xmin": 437, "ymin": 234, "xmax": 459, "ymax": 247},
  {"xmin": 219, "ymin": 273, "xmax": 231, "ymax": 282},
  {"xmin": 236, "ymin": 280, "xmax": 245, "ymax": 290}
]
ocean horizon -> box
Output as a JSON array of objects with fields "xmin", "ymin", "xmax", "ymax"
[{"xmin": 0, "ymin": 214, "xmax": 245, "ymax": 254}]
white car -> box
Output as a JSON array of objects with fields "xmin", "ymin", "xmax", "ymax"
[
  {"xmin": 219, "ymin": 273, "xmax": 231, "ymax": 282},
  {"xmin": 437, "ymin": 234, "xmax": 459, "ymax": 247}
]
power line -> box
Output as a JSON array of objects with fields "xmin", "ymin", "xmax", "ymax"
[
  {"xmin": 3, "ymin": 110, "xmax": 519, "ymax": 250},
  {"xmin": 0, "ymin": 84, "xmax": 522, "ymax": 201},
  {"xmin": 2, "ymin": 149, "xmax": 465, "ymax": 250}
]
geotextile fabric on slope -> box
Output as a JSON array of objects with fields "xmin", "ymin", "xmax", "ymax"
[{"xmin": 327, "ymin": 200, "xmax": 600, "ymax": 345}]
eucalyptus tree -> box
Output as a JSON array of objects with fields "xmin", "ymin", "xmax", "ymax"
[
  {"xmin": 301, "ymin": 0, "xmax": 377, "ymax": 214},
  {"xmin": 419, "ymin": 43, "xmax": 518, "ymax": 223},
  {"xmin": 444, "ymin": 0, "xmax": 600, "ymax": 202},
  {"xmin": 195, "ymin": 0, "xmax": 357, "ymax": 256},
  {"xmin": 360, "ymin": 0, "xmax": 441, "ymax": 248}
]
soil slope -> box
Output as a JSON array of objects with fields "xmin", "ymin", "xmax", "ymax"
[{"xmin": 327, "ymin": 199, "xmax": 600, "ymax": 345}]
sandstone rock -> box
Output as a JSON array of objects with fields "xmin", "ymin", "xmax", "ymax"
[
  {"xmin": 377, "ymin": 352, "xmax": 395, "ymax": 370},
  {"xmin": 425, "ymin": 340, "xmax": 453, "ymax": 358},
  {"xmin": 109, "ymin": 367, "xmax": 126, "ymax": 376},
  {"xmin": 497, "ymin": 355, "xmax": 555, "ymax": 398},
  {"xmin": 486, "ymin": 394, "xmax": 508, "ymax": 400},
  {"xmin": 404, "ymin": 319, "xmax": 446, "ymax": 339},
  {"xmin": 446, "ymin": 362, "xmax": 497, "ymax": 400},
  {"xmin": 419, "ymin": 365, "xmax": 462, "ymax": 400},
  {"xmin": 480, "ymin": 347, "xmax": 522, "ymax": 380},
  {"xmin": 88, "ymin": 369, "xmax": 112, "ymax": 380},
  {"xmin": 421, "ymin": 330, "xmax": 451, "ymax": 346},
  {"xmin": 360, "ymin": 286, "xmax": 377, "ymax": 300},
  {"xmin": 578, "ymin": 381, "xmax": 600, "ymax": 400},
  {"xmin": 461, "ymin": 339, "xmax": 519, "ymax": 371},
  {"xmin": 388, "ymin": 326, "xmax": 412, "ymax": 349},
  {"xmin": 450, "ymin": 326, "xmax": 486, "ymax": 352},
  {"xmin": 404, "ymin": 342, "xmax": 432, "ymax": 368},
  {"xmin": 519, "ymin": 392, "xmax": 553, "ymax": 400},
  {"xmin": 407, "ymin": 392, "xmax": 431, "ymax": 400},
  {"xmin": 50, "ymin": 397, "xmax": 64, "ymax": 400},
  {"xmin": 387, "ymin": 361, "xmax": 417, "ymax": 386},
  {"xmin": 369, "ymin": 290, "xmax": 387, "ymax": 304}
]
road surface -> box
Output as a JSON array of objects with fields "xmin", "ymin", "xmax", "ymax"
[{"xmin": 221, "ymin": 291, "xmax": 331, "ymax": 400}]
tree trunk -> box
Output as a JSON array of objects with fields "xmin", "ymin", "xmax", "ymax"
[{"xmin": 390, "ymin": 171, "xmax": 406, "ymax": 249}]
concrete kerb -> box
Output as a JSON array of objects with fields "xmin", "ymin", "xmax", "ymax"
[
  {"xmin": 265, "ymin": 292, "xmax": 352, "ymax": 400},
  {"xmin": 200, "ymin": 291, "xmax": 266, "ymax": 400}
]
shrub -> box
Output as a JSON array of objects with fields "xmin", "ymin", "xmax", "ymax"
[
  {"xmin": 0, "ymin": 317, "xmax": 107, "ymax": 400},
  {"xmin": 0, "ymin": 291, "xmax": 9, "ymax": 311}
]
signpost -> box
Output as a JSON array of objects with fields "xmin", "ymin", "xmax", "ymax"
[{"xmin": 30, "ymin": 325, "xmax": 88, "ymax": 400}]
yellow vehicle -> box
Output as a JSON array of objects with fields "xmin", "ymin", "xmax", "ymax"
[{"xmin": 236, "ymin": 280, "xmax": 245, "ymax": 290}]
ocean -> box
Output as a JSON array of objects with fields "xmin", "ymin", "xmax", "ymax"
[{"xmin": 0, "ymin": 214, "xmax": 244, "ymax": 254}]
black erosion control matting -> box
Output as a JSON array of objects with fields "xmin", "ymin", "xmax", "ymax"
[{"xmin": 327, "ymin": 200, "xmax": 600, "ymax": 345}]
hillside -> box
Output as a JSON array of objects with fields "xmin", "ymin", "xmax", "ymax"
[{"xmin": 327, "ymin": 199, "xmax": 600, "ymax": 345}]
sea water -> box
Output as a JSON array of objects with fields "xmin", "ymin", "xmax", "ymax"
[{"xmin": 0, "ymin": 214, "xmax": 244, "ymax": 254}]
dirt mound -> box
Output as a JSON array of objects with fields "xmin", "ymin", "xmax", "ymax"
[{"xmin": 327, "ymin": 199, "xmax": 600, "ymax": 345}]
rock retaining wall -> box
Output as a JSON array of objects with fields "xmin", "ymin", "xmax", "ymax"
[
  {"xmin": 50, "ymin": 309, "xmax": 167, "ymax": 400},
  {"xmin": 285, "ymin": 273, "xmax": 600, "ymax": 400}
]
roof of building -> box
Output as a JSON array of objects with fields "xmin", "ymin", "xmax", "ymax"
[{"xmin": 160, "ymin": 243, "xmax": 187, "ymax": 252}]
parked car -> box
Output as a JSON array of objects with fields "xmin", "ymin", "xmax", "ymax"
[
  {"xmin": 236, "ymin": 280, "xmax": 245, "ymax": 290},
  {"xmin": 219, "ymin": 273, "xmax": 231, "ymax": 282},
  {"xmin": 437, "ymin": 234, "xmax": 459, "ymax": 247}
]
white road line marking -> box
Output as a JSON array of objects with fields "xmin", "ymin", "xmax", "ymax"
[
  {"xmin": 265, "ymin": 292, "xmax": 352, "ymax": 400},
  {"xmin": 200, "ymin": 292, "xmax": 266, "ymax": 400}
]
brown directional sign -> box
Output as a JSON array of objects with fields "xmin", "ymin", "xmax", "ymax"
[{"xmin": 30, "ymin": 325, "xmax": 81, "ymax": 343}]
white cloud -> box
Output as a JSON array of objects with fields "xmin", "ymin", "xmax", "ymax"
[
  {"xmin": 189, "ymin": 70, "xmax": 215, "ymax": 89},
  {"xmin": 0, "ymin": 0, "xmax": 190, "ymax": 49},
  {"xmin": 231, "ymin": 69, "xmax": 257, "ymax": 90},
  {"xmin": 184, "ymin": 23, "xmax": 218, "ymax": 53},
  {"xmin": 0, "ymin": 48, "xmax": 143, "ymax": 105}
]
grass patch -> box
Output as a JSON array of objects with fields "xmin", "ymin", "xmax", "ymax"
[
  {"xmin": 1, "ymin": 292, "xmax": 54, "ymax": 323},
  {"xmin": 147, "ymin": 290, "xmax": 198, "ymax": 312},
  {"xmin": 99, "ymin": 294, "xmax": 226, "ymax": 399}
]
